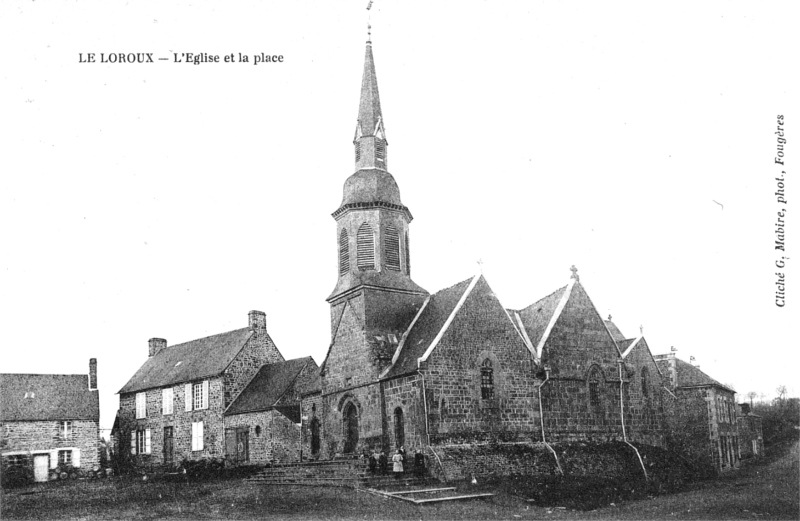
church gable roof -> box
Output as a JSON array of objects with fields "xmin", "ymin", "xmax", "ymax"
[
  {"xmin": 383, "ymin": 276, "xmax": 476, "ymax": 378},
  {"xmin": 605, "ymin": 319, "xmax": 626, "ymax": 343},
  {"xmin": 1, "ymin": 373, "xmax": 99, "ymax": 422},
  {"xmin": 516, "ymin": 285, "xmax": 568, "ymax": 358},
  {"xmin": 118, "ymin": 328, "xmax": 254, "ymax": 394},
  {"xmin": 224, "ymin": 357, "xmax": 314, "ymax": 416}
]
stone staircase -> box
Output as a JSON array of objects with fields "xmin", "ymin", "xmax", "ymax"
[{"xmin": 246, "ymin": 459, "xmax": 431, "ymax": 488}]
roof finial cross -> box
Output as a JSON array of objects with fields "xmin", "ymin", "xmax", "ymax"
[
  {"xmin": 639, "ymin": 324, "xmax": 644, "ymax": 335},
  {"xmin": 366, "ymin": 1, "xmax": 374, "ymax": 43},
  {"xmin": 569, "ymin": 265, "xmax": 579, "ymax": 281}
]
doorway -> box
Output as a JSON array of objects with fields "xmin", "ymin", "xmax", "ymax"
[
  {"xmin": 310, "ymin": 418, "xmax": 321, "ymax": 456},
  {"xmin": 342, "ymin": 403, "xmax": 359, "ymax": 453},
  {"xmin": 33, "ymin": 454, "xmax": 49, "ymax": 482},
  {"xmin": 163, "ymin": 426, "xmax": 174, "ymax": 465}
]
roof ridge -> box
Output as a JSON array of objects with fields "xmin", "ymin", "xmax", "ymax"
[
  {"xmin": 518, "ymin": 284, "xmax": 569, "ymax": 313},
  {"xmin": 534, "ymin": 280, "xmax": 575, "ymax": 359},
  {"xmin": 167, "ymin": 326, "xmax": 251, "ymax": 349}
]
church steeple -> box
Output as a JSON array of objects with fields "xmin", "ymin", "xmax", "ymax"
[
  {"xmin": 328, "ymin": 32, "xmax": 427, "ymax": 305},
  {"xmin": 354, "ymin": 27, "xmax": 387, "ymax": 172}
]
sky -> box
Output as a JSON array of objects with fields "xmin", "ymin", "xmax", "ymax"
[{"xmin": 1, "ymin": 1, "xmax": 797, "ymax": 436}]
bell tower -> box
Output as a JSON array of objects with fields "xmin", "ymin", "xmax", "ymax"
[{"xmin": 325, "ymin": 29, "xmax": 427, "ymax": 375}]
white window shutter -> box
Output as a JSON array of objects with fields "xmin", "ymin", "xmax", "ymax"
[
  {"xmin": 73, "ymin": 449, "xmax": 81, "ymax": 468},
  {"xmin": 185, "ymin": 383, "xmax": 193, "ymax": 411},
  {"xmin": 145, "ymin": 429, "xmax": 151, "ymax": 454},
  {"xmin": 130, "ymin": 432, "xmax": 136, "ymax": 455},
  {"xmin": 191, "ymin": 422, "xmax": 197, "ymax": 451},
  {"xmin": 197, "ymin": 421, "xmax": 204, "ymax": 450},
  {"xmin": 202, "ymin": 380, "xmax": 209, "ymax": 409}
]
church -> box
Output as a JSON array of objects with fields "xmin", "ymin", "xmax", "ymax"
[
  {"xmin": 296, "ymin": 32, "xmax": 667, "ymax": 464},
  {"xmin": 114, "ymin": 29, "xmax": 674, "ymax": 477}
]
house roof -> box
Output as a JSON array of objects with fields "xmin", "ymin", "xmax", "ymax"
[
  {"xmin": 674, "ymin": 358, "xmax": 735, "ymax": 393},
  {"xmin": 225, "ymin": 357, "xmax": 313, "ymax": 416},
  {"xmin": 118, "ymin": 328, "xmax": 254, "ymax": 394},
  {"xmin": 383, "ymin": 277, "xmax": 475, "ymax": 378},
  {"xmin": 0, "ymin": 373, "xmax": 99, "ymax": 421}
]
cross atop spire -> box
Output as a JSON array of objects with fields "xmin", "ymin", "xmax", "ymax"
[
  {"xmin": 353, "ymin": 28, "xmax": 387, "ymax": 172},
  {"xmin": 570, "ymin": 265, "xmax": 580, "ymax": 281}
]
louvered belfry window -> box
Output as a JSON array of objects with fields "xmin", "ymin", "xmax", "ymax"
[
  {"xmin": 357, "ymin": 223, "xmax": 375, "ymax": 270},
  {"xmin": 339, "ymin": 229, "xmax": 350, "ymax": 275},
  {"xmin": 355, "ymin": 142, "xmax": 361, "ymax": 163},
  {"xmin": 375, "ymin": 139, "xmax": 386, "ymax": 161},
  {"xmin": 385, "ymin": 225, "xmax": 401, "ymax": 271},
  {"xmin": 405, "ymin": 232, "xmax": 410, "ymax": 275}
]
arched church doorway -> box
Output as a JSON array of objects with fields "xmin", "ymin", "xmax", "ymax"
[
  {"xmin": 342, "ymin": 402, "xmax": 359, "ymax": 453},
  {"xmin": 310, "ymin": 418, "xmax": 321, "ymax": 456},
  {"xmin": 394, "ymin": 407, "xmax": 405, "ymax": 449}
]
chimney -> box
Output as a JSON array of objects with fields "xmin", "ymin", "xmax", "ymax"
[
  {"xmin": 249, "ymin": 310, "xmax": 266, "ymax": 331},
  {"xmin": 148, "ymin": 338, "xmax": 167, "ymax": 357},
  {"xmin": 89, "ymin": 358, "xmax": 97, "ymax": 391}
]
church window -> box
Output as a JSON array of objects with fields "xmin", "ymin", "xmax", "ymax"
[
  {"xmin": 394, "ymin": 407, "xmax": 404, "ymax": 448},
  {"xmin": 375, "ymin": 139, "xmax": 386, "ymax": 162},
  {"xmin": 405, "ymin": 232, "xmax": 410, "ymax": 275},
  {"xmin": 641, "ymin": 367, "xmax": 650, "ymax": 399},
  {"xmin": 480, "ymin": 359, "xmax": 494, "ymax": 400},
  {"xmin": 357, "ymin": 223, "xmax": 375, "ymax": 270},
  {"xmin": 339, "ymin": 229, "xmax": 350, "ymax": 275},
  {"xmin": 588, "ymin": 367, "xmax": 602, "ymax": 407},
  {"xmin": 385, "ymin": 225, "xmax": 401, "ymax": 271}
]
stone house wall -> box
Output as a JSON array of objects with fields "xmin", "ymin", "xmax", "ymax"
[
  {"xmin": 223, "ymin": 410, "xmax": 300, "ymax": 464},
  {"xmin": 1, "ymin": 420, "xmax": 99, "ymax": 471},
  {"xmin": 223, "ymin": 330, "xmax": 283, "ymax": 408},
  {"xmin": 118, "ymin": 377, "xmax": 226, "ymax": 467}
]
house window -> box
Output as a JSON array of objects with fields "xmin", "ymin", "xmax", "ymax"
[
  {"xmin": 187, "ymin": 381, "xmax": 208, "ymax": 411},
  {"xmin": 356, "ymin": 223, "xmax": 375, "ymax": 270},
  {"xmin": 5, "ymin": 455, "xmax": 27, "ymax": 468},
  {"xmin": 191, "ymin": 421, "xmax": 204, "ymax": 451},
  {"xmin": 339, "ymin": 229, "xmax": 350, "ymax": 275},
  {"xmin": 59, "ymin": 421, "xmax": 72, "ymax": 440},
  {"xmin": 58, "ymin": 450, "xmax": 72, "ymax": 466},
  {"xmin": 136, "ymin": 392, "xmax": 146, "ymax": 419},
  {"xmin": 162, "ymin": 387, "xmax": 174, "ymax": 415},
  {"xmin": 588, "ymin": 367, "xmax": 602, "ymax": 407},
  {"xmin": 641, "ymin": 367, "xmax": 650, "ymax": 399},
  {"xmin": 133, "ymin": 429, "xmax": 151, "ymax": 454},
  {"xmin": 480, "ymin": 359, "xmax": 494, "ymax": 400}
]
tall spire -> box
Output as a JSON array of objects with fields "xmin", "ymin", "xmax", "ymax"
[{"xmin": 354, "ymin": 27, "xmax": 387, "ymax": 172}]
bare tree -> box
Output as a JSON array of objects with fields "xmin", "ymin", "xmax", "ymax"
[
  {"xmin": 776, "ymin": 385, "xmax": 788, "ymax": 404},
  {"xmin": 746, "ymin": 391, "xmax": 757, "ymax": 407}
]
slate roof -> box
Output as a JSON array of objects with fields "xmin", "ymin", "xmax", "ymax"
[
  {"xmin": 674, "ymin": 358, "xmax": 735, "ymax": 393},
  {"xmin": 618, "ymin": 338, "xmax": 637, "ymax": 356},
  {"xmin": 384, "ymin": 277, "xmax": 474, "ymax": 379},
  {"xmin": 1, "ymin": 374, "xmax": 99, "ymax": 421},
  {"xmin": 516, "ymin": 285, "xmax": 567, "ymax": 349},
  {"xmin": 118, "ymin": 328, "xmax": 254, "ymax": 394},
  {"xmin": 225, "ymin": 357, "xmax": 313, "ymax": 416},
  {"xmin": 605, "ymin": 320, "xmax": 626, "ymax": 343}
]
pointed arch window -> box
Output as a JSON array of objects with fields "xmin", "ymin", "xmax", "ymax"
[
  {"xmin": 480, "ymin": 359, "xmax": 494, "ymax": 400},
  {"xmin": 641, "ymin": 367, "xmax": 650, "ymax": 399},
  {"xmin": 404, "ymin": 232, "xmax": 410, "ymax": 275},
  {"xmin": 394, "ymin": 407, "xmax": 405, "ymax": 448},
  {"xmin": 339, "ymin": 229, "xmax": 350, "ymax": 275},
  {"xmin": 357, "ymin": 223, "xmax": 375, "ymax": 270},
  {"xmin": 385, "ymin": 225, "xmax": 401, "ymax": 271},
  {"xmin": 588, "ymin": 367, "xmax": 602, "ymax": 407}
]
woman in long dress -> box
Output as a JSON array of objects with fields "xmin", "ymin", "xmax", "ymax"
[{"xmin": 391, "ymin": 449, "xmax": 404, "ymax": 479}]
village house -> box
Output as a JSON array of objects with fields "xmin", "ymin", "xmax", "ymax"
[
  {"xmin": 115, "ymin": 310, "xmax": 284, "ymax": 466},
  {"xmin": 223, "ymin": 356, "xmax": 318, "ymax": 464},
  {"xmin": 655, "ymin": 352, "xmax": 740, "ymax": 472},
  {"xmin": 1, "ymin": 359, "xmax": 100, "ymax": 482},
  {"xmin": 736, "ymin": 402, "xmax": 764, "ymax": 459}
]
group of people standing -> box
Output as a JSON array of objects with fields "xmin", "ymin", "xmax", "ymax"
[{"xmin": 366, "ymin": 447, "xmax": 425, "ymax": 479}]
